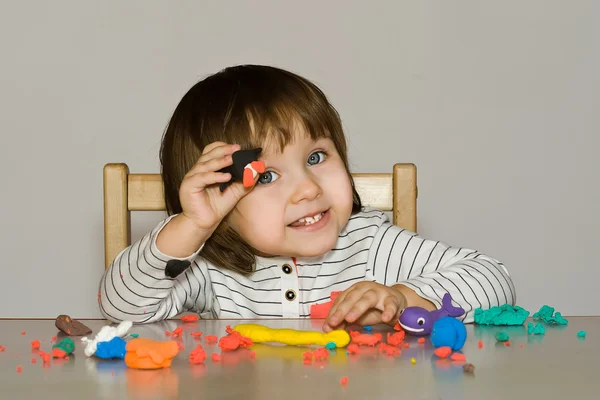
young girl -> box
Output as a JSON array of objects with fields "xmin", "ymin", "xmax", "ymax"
[{"xmin": 99, "ymin": 65, "xmax": 515, "ymax": 332}]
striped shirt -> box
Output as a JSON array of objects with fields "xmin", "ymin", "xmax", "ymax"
[{"xmin": 99, "ymin": 208, "xmax": 515, "ymax": 324}]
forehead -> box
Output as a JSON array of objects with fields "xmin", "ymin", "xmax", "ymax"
[{"xmin": 258, "ymin": 132, "xmax": 328, "ymax": 160}]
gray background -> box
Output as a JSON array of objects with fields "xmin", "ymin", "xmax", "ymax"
[{"xmin": 1, "ymin": 0, "xmax": 597, "ymax": 318}]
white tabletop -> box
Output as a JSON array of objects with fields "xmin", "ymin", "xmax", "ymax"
[{"xmin": 0, "ymin": 317, "xmax": 598, "ymax": 400}]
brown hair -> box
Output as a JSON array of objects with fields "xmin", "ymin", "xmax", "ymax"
[{"xmin": 159, "ymin": 65, "xmax": 361, "ymax": 275}]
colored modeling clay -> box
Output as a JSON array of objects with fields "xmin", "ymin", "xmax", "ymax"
[
  {"xmin": 325, "ymin": 342, "xmax": 336, "ymax": 350},
  {"xmin": 310, "ymin": 291, "xmax": 342, "ymax": 318},
  {"xmin": 130, "ymin": 333, "xmax": 139, "ymax": 338},
  {"xmin": 218, "ymin": 147, "xmax": 265, "ymax": 191},
  {"xmin": 52, "ymin": 338, "xmax": 75, "ymax": 358},
  {"xmin": 124, "ymin": 338, "xmax": 179, "ymax": 369},
  {"xmin": 474, "ymin": 304, "xmax": 530, "ymax": 325},
  {"xmin": 387, "ymin": 331, "xmax": 405, "ymax": 347},
  {"xmin": 346, "ymin": 344, "xmax": 360, "ymax": 355},
  {"xmin": 532, "ymin": 305, "xmax": 568, "ymax": 325},
  {"xmin": 55, "ymin": 314, "xmax": 92, "ymax": 336},
  {"xmin": 219, "ymin": 326, "xmax": 253, "ymax": 351},
  {"xmin": 450, "ymin": 352, "xmax": 466, "ymax": 361},
  {"xmin": 434, "ymin": 347, "xmax": 452, "ymax": 358},
  {"xmin": 81, "ymin": 320, "xmax": 132, "ymax": 357},
  {"xmin": 527, "ymin": 322, "xmax": 546, "ymax": 335},
  {"xmin": 577, "ymin": 330, "xmax": 586, "ymax": 338},
  {"xmin": 181, "ymin": 315, "xmax": 199, "ymax": 322},
  {"xmin": 189, "ymin": 345, "xmax": 206, "ymax": 364},
  {"xmin": 495, "ymin": 332, "xmax": 510, "ymax": 342},
  {"xmin": 399, "ymin": 293, "xmax": 464, "ymax": 336},
  {"xmin": 232, "ymin": 324, "xmax": 350, "ymax": 347},
  {"xmin": 349, "ymin": 331, "xmax": 382, "ymax": 347},
  {"xmin": 31, "ymin": 340, "xmax": 41, "ymax": 350},
  {"xmin": 95, "ymin": 337, "xmax": 127, "ymax": 359},
  {"xmin": 430, "ymin": 316, "xmax": 467, "ymax": 351},
  {"xmin": 364, "ymin": 326, "xmax": 372, "ymax": 332},
  {"xmin": 463, "ymin": 363, "xmax": 475, "ymax": 374}
]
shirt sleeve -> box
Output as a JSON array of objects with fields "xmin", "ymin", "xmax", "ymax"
[
  {"xmin": 98, "ymin": 214, "xmax": 216, "ymax": 323},
  {"xmin": 367, "ymin": 211, "xmax": 516, "ymax": 322}
]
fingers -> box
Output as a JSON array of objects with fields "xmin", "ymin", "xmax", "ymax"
[
  {"xmin": 322, "ymin": 283, "xmax": 403, "ymax": 332},
  {"xmin": 186, "ymin": 143, "xmax": 240, "ymax": 177},
  {"xmin": 381, "ymin": 296, "xmax": 400, "ymax": 323}
]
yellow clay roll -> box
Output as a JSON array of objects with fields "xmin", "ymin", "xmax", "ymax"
[{"xmin": 232, "ymin": 324, "xmax": 350, "ymax": 348}]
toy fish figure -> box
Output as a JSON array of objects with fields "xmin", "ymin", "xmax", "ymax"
[
  {"xmin": 218, "ymin": 147, "xmax": 265, "ymax": 192},
  {"xmin": 398, "ymin": 293, "xmax": 465, "ymax": 336}
]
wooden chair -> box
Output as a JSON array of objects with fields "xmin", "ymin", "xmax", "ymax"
[{"xmin": 103, "ymin": 163, "xmax": 418, "ymax": 269}]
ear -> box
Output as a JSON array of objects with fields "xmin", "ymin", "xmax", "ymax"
[{"xmin": 165, "ymin": 260, "xmax": 191, "ymax": 278}]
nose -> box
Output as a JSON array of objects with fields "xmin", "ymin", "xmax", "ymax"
[{"xmin": 291, "ymin": 174, "xmax": 322, "ymax": 204}]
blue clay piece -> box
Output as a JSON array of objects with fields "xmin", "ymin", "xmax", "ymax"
[
  {"xmin": 430, "ymin": 316, "xmax": 467, "ymax": 351},
  {"xmin": 95, "ymin": 337, "xmax": 127, "ymax": 359}
]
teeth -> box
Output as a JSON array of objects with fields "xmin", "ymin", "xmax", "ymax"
[{"xmin": 296, "ymin": 212, "xmax": 323, "ymax": 226}]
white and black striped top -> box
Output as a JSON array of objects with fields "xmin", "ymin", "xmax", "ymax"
[{"xmin": 99, "ymin": 208, "xmax": 515, "ymax": 324}]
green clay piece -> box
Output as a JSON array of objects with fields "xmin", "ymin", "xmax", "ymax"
[
  {"xmin": 474, "ymin": 304, "xmax": 530, "ymax": 325},
  {"xmin": 532, "ymin": 305, "xmax": 568, "ymax": 325},
  {"xmin": 527, "ymin": 322, "xmax": 546, "ymax": 335},
  {"xmin": 52, "ymin": 337, "xmax": 75, "ymax": 355},
  {"xmin": 495, "ymin": 332, "xmax": 510, "ymax": 342},
  {"xmin": 130, "ymin": 333, "xmax": 139, "ymax": 338},
  {"xmin": 325, "ymin": 342, "xmax": 336, "ymax": 350},
  {"xmin": 577, "ymin": 330, "xmax": 586, "ymax": 338}
]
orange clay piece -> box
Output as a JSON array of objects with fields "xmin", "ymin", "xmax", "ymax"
[
  {"xmin": 478, "ymin": 340, "xmax": 483, "ymax": 348},
  {"xmin": 302, "ymin": 351, "xmax": 313, "ymax": 360},
  {"xmin": 340, "ymin": 376, "xmax": 349, "ymax": 385},
  {"xmin": 346, "ymin": 344, "xmax": 360, "ymax": 354},
  {"xmin": 191, "ymin": 332, "xmax": 203, "ymax": 338},
  {"xmin": 417, "ymin": 338, "xmax": 426, "ymax": 344},
  {"xmin": 205, "ymin": 335, "xmax": 218, "ymax": 343},
  {"xmin": 0, "ymin": 345, "xmax": 5, "ymax": 352},
  {"xmin": 350, "ymin": 331, "xmax": 382, "ymax": 347},
  {"xmin": 50, "ymin": 336, "xmax": 57, "ymax": 343},
  {"xmin": 313, "ymin": 348, "xmax": 329, "ymax": 360},
  {"xmin": 387, "ymin": 331, "xmax": 405, "ymax": 347},
  {"xmin": 189, "ymin": 345, "xmax": 206, "ymax": 364},
  {"xmin": 31, "ymin": 357, "xmax": 37, "ymax": 364},
  {"xmin": 403, "ymin": 343, "xmax": 410, "ymax": 348},
  {"xmin": 219, "ymin": 326, "xmax": 253, "ymax": 351},
  {"xmin": 393, "ymin": 322, "xmax": 403, "ymax": 331},
  {"xmin": 16, "ymin": 366, "xmax": 22, "ymax": 372},
  {"xmin": 21, "ymin": 331, "xmax": 26, "ymax": 336},
  {"xmin": 211, "ymin": 353, "xmax": 221, "ymax": 362},
  {"xmin": 52, "ymin": 348, "xmax": 67, "ymax": 358},
  {"xmin": 450, "ymin": 352, "xmax": 466, "ymax": 361},
  {"xmin": 171, "ymin": 327, "xmax": 183, "ymax": 338},
  {"xmin": 39, "ymin": 351, "xmax": 50, "ymax": 363},
  {"xmin": 504, "ymin": 341, "xmax": 511, "ymax": 347},
  {"xmin": 434, "ymin": 346, "xmax": 452, "ymax": 358},
  {"xmin": 249, "ymin": 351, "xmax": 256, "ymax": 358},
  {"xmin": 520, "ymin": 344, "xmax": 524, "ymax": 348},
  {"xmin": 31, "ymin": 340, "xmax": 41, "ymax": 350},
  {"xmin": 181, "ymin": 315, "xmax": 199, "ymax": 322},
  {"xmin": 176, "ymin": 342, "xmax": 184, "ymax": 350},
  {"xmin": 164, "ymin": 331, "xmax": 171, "ymax": 336},
  {"xmin": 379, "ymin": 343, "xmax": 401, "ymax": 356},
  {"xmin": 124, "ymin": 338, "xmax": 179, "ymax": 370}
]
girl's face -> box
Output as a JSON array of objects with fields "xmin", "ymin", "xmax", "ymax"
[{"xmin": 226, "ymin": 129, "xmax": 354, "ymax": 258}]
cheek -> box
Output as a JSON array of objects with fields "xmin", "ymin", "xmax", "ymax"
[{"xmin": 229, "ymin": 193, "xmax": 285, "ymax": 246}]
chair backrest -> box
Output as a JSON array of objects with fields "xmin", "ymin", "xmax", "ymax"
[{"xmin": 103, "ymin": 163, "xmax": 417, "ymax": 269}]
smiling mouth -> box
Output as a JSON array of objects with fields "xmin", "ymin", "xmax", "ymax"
[
  {"xmin": 399, "ymin": 323, "xmax": 424, "ymax": 333},
  {"xmin": 288, "ymin": 209, "xmax": 328, "ymax": 227}
]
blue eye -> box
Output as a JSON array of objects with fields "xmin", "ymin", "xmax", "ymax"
[
  {"xmin": 308, "ymin": 151, "xmax": 327, "ymax": 166},
  {"xmin": 257, "ymin": 171, "xmax": 279, "ymax": 185}
]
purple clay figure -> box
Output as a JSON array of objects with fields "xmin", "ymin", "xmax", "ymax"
[{"xmin": 398, "ymin": 293, "xmax": 465, "ymax": 336}]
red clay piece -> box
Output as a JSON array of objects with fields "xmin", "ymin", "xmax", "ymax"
[
  {"xmin": 181, "ymin": 315, "xmax": 199, "ymax": 322},
  {"xmin": 31, "ymin": 340, "xmax": 41, "ymax": 350},
  {"xmin": 350, "ymin": 331, "xmax": 382, "ymax": 346},
  {"xmin": 434, "ymin": 346, "xmax": 452, "ymax": 358}
]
